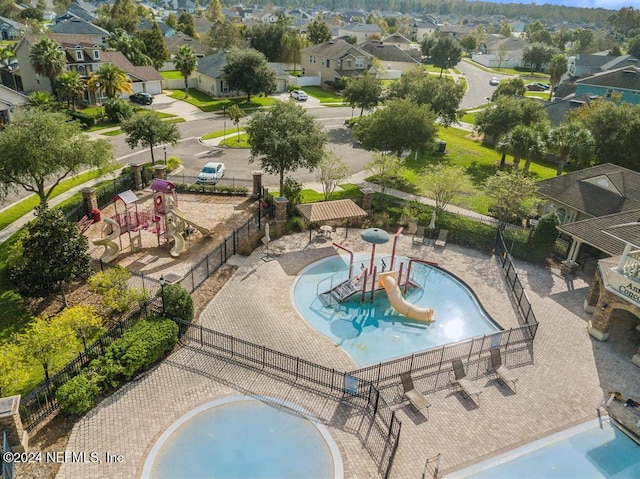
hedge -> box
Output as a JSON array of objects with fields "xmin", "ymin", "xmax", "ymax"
[{"xmin": 174, "ymin": 182, "xmax": 248, "ymax": 196}]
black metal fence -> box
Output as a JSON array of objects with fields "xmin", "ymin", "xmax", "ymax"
[
  {"xmin": 174, "ymin": 319, "xmax": 401, "ymax": 479},
  {"xmin": 2, "ymin": 428, "xmax": 14, "ymax": 479},
  {"xmin": 63, "ymin": 174, "xmax": 136, "ymax": 223},
  {"xmin": 168, "ymin": 173, "xmax": 253, "ymax": 189}
]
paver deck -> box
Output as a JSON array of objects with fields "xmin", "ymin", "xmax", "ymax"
[{"xmin": 56, "ymin": 229, "xmax": 640, "ymax": 479}]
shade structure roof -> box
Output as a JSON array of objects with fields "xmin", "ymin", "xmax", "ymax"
[
  {"xmin": 361, "ymin": 228, "xmax": 390, "ymax": 244},
  {"xmin": 296, "ymin": 199, "xmax": 367, "ymax": 223},
  {"xmin": 113, "ymin": 189, "xmax": 139, "ymax": 205},
  {"xmin": 151, "ymin": 179, "xmax": 176, "ymax": 193}
]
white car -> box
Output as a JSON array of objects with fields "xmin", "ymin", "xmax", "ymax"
[
  {"xmin": 489, "ymin": 77, "xmax": 500, "ymax": 86},
  {"xmin": 196, "ymin": 162, "xmax": 225, "ymax": 185},
  {"xmin": 290, "ymin": 90, "xmax": 308, "ymax": 101}
]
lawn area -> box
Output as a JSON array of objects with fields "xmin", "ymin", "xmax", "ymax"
[
  {"xmin": 300, "ymin": 86, "xmax": 345, "ymax": 103},
  {"xmin": 160, "ymin": 70, "xmax": 183, "ymax": 79},
  {"xmin": 168, "ymin": 89, "xmax": 275, "ymax": 112},
  {"xmin": 219, "ymin": 132, "xmax": 249, "ymax": 148},
  {"xmin": 201, "ymin": 128, "xmax": 245, "ymax": 140},
  {"xmin": 86, "ymin": 109, "xmax": 178, "ymax": 132}
]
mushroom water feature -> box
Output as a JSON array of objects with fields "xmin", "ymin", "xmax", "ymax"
[{"xmin": 361, "ymin": 227, "xmax": 390, "ymax": 274}]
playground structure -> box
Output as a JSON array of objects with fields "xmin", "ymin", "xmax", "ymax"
[
  {"xmin": 317, "ymin": 227, "xmax": 437, "ymax": 323},
  {"xmin": 93, "ymin": 179, "xmax": 212, "ymax": 263}
]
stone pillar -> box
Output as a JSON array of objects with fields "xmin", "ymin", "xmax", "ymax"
[
  {"xmin": 153, "ymin": 165, "xmax": 167, "ymax": 180},
  {"xmin": 81, "ymin": 187, "xmax": 97, "ymax": 217},
  {"xmin": 274, "ymin": 197, "xmax": 288, "ymax": 223},
  {"xmin": 588, "ymin": 296, "xmax": 611, "ymax": 341},
  {"xmin": 132, "ymin": 163, "xmax": 144, "ymax": 190},
  {"xmin": 252, "ymin": 170, "xmax": 263, "ymax": 198},
  {"xmin": 583, "ymin": 267, "xmax": 602, "ymax": 314},
  {"xmin": 360, "ymin": 188, "xmax": 374, "ymax": 212},
  {"xmin": 0, "ymin": 396, "xmax": 28, "ymax": 453}
]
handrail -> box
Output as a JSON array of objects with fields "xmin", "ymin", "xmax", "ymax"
[{"xmin": 333, "ymin": 242, "xmax": 354, "ymax": 278}]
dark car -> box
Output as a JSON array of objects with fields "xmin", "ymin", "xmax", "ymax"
[
  {"xmin": 526, "ymin": 83, "xmax": 547, "ymax": 92},
  {"xmin": 130, "ymin": 93, "xmax": 153, "ymax": 105}
]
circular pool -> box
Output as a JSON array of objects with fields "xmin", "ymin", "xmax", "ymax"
[
  {"xmin": 292, "ymin": 254, "xmax": 500, "ymax": 366},
  {"xmin": 142, "ymin": 396, "xmax": 343, "ymax": 479}
]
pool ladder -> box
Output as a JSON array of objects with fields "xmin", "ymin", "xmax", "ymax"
[{"xmin": 327, "ymin": 279, "xmax": 359, "ymax": 303}]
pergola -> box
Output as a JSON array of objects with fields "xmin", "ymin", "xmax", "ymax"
[{"xmin": 296, "ymin": 199, "xmax": 368, "ymax": 240}]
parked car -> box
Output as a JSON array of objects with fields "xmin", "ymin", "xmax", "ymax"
[
  {"xmin": 526, "ymin": 83, "xmax": 548, "ymax": 92},
  {"xmin": 130, "ymin": 93, "xmax": 153, "ymax": 105},
  {"xmin": 196, "ymin": 162, "xmax": 225, "ymax": 185},
  {"xmin": 532, "ymin": 82, "xmax": 550, "ymax": 90},
  {"xmin": 489, "ymin": 77, "xmax": 500, "ymax": 86},
  {"xmin": 290, "ymin": 90, "xmax": 308, "ymax": 101}
]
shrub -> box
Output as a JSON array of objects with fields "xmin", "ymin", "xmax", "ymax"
[
  {"xmin": 173, "ymin": 183, "xmax": 249, "ymax": 196},
  {"xmin": 162, "ymin": 284, "xmax": 194, "ymax": 322},
  {"xmin": 529, "ymin": 213, "xmax": 559, "ymax": 262},
  {"xmin": 88, "ymin": 351, "xmax": 122, "ymax": 390},
  {"xmin": 56, "ymin": 373, "xmax": 99, "ymax": 416},
  {"xmin": 67, "ymin": 110, "xmax": 96, "ymax": 128},
  {"xmin": 104, "ymin": 98, "xmax": 134, "ymax": 123},
  {"xmin": 166, "ymin": 156, "xmax": 182, "ymax": 172},
  {"xmin": 88, "ymin": 266, "xmax": 150, "ymax": 316}
]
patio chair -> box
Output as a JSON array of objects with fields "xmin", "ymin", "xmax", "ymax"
[
  {"xmin": 400, "ymin": 372, "xmax": 431, "ymax": 416},
  {"xmin": 452, "ymin": 359, "xmax": 482, "ymax": 404},
  {"xmin": 490, "ymin": 349, "xmax": 518, "ymax": 392},
  {"xmin": 413, "ymin": 225, "xmax": 426, "ymax": 244},
  {"xmin": 435, "ymin": 229, "xmax": 448, "ymax": 247}
]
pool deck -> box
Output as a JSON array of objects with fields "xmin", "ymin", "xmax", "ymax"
[{"xmin": 55, "ymin": 229, "xmax": 640, "ymax": 479}]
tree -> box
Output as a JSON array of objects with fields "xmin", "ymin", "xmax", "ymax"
[
  {"xmin": 87, "ymin": 63, "xmax": 132, "ymax": 99},
  {"xmin": 421, "ymin": 164, "xmax": 473, "ymax": 214},
  {"xmin": 0, "ymin": 47, "xmax": 18, "ymax": 90},
  {"xmin": 0, "ymin": 109, "xmax": 114, "ymax": 207},
  {"xmin": 9, "ymin": 209, "xmax": 92, "ymax": 306},
  {"xmin": 496, "ymin": 44, "xmax": 508, "ymax": 69},
  {"xmin": 353, "ymin": 99, "xmax": 437, "ymax": 159},
  {"xmin": 522, "ymin": 44, "xmax": 555, "ymax": 74},
  {"xmin": 246, "ymin": 22, "xmax": 286, "ymax": 61},
  {"xmin": 26, "ymin": 91, "xmax": 55, "ymax": 109},
  {"xmin": 29, "ymin": 36, "xmax": 66, "ymax": 97},
  {"xmin": 173, "ymin": 45, "xmax": 198, "ymax": 98},
  {"xmin": 246, "ymin": 100, "xmax": 327, "ymax": 193},
  {"xmin": 529, "ymin": 213, "xmax": 559, "ymax": 262},
  {"xmin": 135, "ymin": 22, "xmax": 170, "ymax": 70},
  {"xmin": 491, "ymin": 78, "xmax": 526, "ymax": 100},
  {"xmin": 102, "ymin": 0, "xmax": 138, "ymax": 33},
  {"xmin": 204, "ymin": 0, "xmax": 223, "ymax": 22},
  {"xmin": 316, "ymin": 150, "xmax": 349, "ymax": 201},
  {"xmin": 342, "ymin": 75, "xmax": 382, "ymax": 117},
  {"xmin": 420, "ymin": 33, "xmax": 437, "ymax": 58},
  {"xmin": 0, "ymin": 344, "xmax": 27, "ymax": 396},
  {"xmin": 500, "ymin": 21, "xmax": 513, "ymax": 38},
  {"xmin": 223, "ymin": 48, "xmax": 277, "ymax": 103},
  {"xmin": 177, "ymin": 11, "xmax": 196, "ymax": 38},
  {"xmin": 56, "ymin": 70, "xmax": 85, "ymax": 110},
  {"xmin": 547, "ymin": 121, "xmax": 595, "ymax": 176},
  {"xmin": 281, "ymin": 31, "xmax": 307, "ymax": 72},
  {"xmin": 364, "ymin": 152, "xmax": 402, "ymax": 194},
  {"xmin": 307, "ymin": 19, "xmax": 331, "ymax": 45},
  {"xmin": 572, "ymin": 28, "xmax": 593, "ymax": 53},
  {"xmin": 430, "ymin": 36, "xmax": 463, "ymax": 77},
  {"xmin": 88, "ymin": 266, "xmax": 148, "ymax": 316},
  {"xmin": 205, "ymin": 20, "xmax": 242, "ymax": 52},
  {"xmin": 57, "ymin": 305, "xmax": 104, "ymax": 351},
  {"xmin": 226, "ymin": 104, "xmax": 245, "ymax": 142},
  {"xmin": 484, "ymin": 171, "xmax": 538, "ymax": 227},
  {"xmin": 107, "ymin": 28, "xmax": 151, "ymax": 66},
  {"xmin": 459, "ymin": 34, "xmax": 477, "ymax": 54},
  {"xmin": 497, "ymin": 122, "xmax": 548, "ymax": 172},
  {"xmin": 548, "ymin": 53, "xmax": 567, "ymax": 100},
  {"xmin": 122, "ymin": 112, "xmax": 181, "ymax": 165},
  {"xmin": 628, "ymin": 35, "xmax": 640, "ymax": 58}
]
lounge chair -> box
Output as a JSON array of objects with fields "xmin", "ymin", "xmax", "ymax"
[
  {"xmin": 435, "ymin": 229, "xmax": 448, "ymax": 247},
  {"xmin": 400, "ymin": 372, "xmax": 431, "ymax": 416},
  {"xmin": 452, "ymin": 359, "xmax": 482, "ymax": 403},
  {"xmin": 413, "ymin": 225, "xmax": 426, "ymax": 244},
  {"xmin": 490, "ymin": 349, "xmax": 518, "ymax": 392}
]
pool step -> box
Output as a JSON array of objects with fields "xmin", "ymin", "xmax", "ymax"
[{"xmin": 329, "ymin": 279, "xmax": 359, "ymax": 303}]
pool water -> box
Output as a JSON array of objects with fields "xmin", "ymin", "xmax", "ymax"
[
  {"xmin": 142, "ymin": 396, "xmax": 343, "ymax": 479},
  {"xmin": 447, "ymin": 417, "xmax": 640, "ymax": 479},
  {"xmin": 292, "ymin": 254, "xmax": 500, "ymax": 366}
]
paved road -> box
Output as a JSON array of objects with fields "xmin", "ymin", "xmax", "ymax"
[{"xmin": 457, "ymin": 60, "xmax": 511, "ymax": 109}]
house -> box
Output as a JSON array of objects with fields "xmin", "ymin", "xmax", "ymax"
[
  {"xmin": 49, "ymin": 18, "xmax": 110, "ymax": 37},
  {"xmin": 193, "ymin": 16, "xmax": 213, "ymax": 37},
  {"xmin": 436, "ymin": 24, "xmax": 473, "ymax": 39},
  {"xmin": 333, "ymin": 23, "xmax": 381, "ymax": 44},
  {"xmin": 301, "ymin": 39, "xmax": 374, "ymax": 86},
  {"xmin": 542, "ymin": 94, "xmax": 595, "ymax": 127},
  {"xmin": 358, "ymin": 40, "xmax": 419, "ymax": 74},
  {"xmin": 412, "ymin": 17, "xmax": 440, "ymax": 40},
  {"xmin": 137, "ymin": 19, "xmax": 176, "ymax": 38},
  {"xmin": 163, "ymin": 33, "xmax": 209, "ymax": 71},
  {"xmin": 0, "ymin": 83, "xmax": 28, "ymax": 124},
  {"xmin": 0, "ymin": 16, "xmax": 25, "ymax": 40},
  {"xmin": 472, "ymin": 35, "xmax": 527, "ymax": 69},
  {"xmin": 13, "ymin": 34, "xmax": 162, "ymax": 100},
  {"xmin": 574, "ymin": 65, "xmax": 640, "ymax": 105},
  {"xmin": 568, "ymin": 53, "xmax": 639, "ymax": 79},
  {"xmin": 54, "ymin": 0, "xmax": 98, "ymax": 24},
  {"xmin": 380, "ymin": 33, "xmax": 413, "ymax": 50}
]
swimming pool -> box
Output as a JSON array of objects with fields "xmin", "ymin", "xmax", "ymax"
[
  {"xmin": 447, "ymin": 417, "xmax": 640, "ymax": 479},
  {"xmin": 292, "ymin": 254, "xmax": 500, "ymax": 366},
  {"xmin": 142, "ymin": 396, "xmax": 343, "ymax": 479}
]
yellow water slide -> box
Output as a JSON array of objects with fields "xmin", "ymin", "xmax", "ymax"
[
  {"xmin": 92, "ymin": 217, "xmax": 121, "ymax": 263},
  {"xmin": 379, "ymin": 271, "xmax": 435, "ymax": 323}
]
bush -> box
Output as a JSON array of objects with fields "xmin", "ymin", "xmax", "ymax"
[
  {"xmin": 104, "ymin": 98, "xmax": 134, "ymax": 123},
  {"xmin": 166, "ymin": 156, "xmax": 182, "ymax": 172},
  {"xmin": 162, "ymin": 284, "xmax": 194, "ymax": 322},
  {"xmin": 88, "ymin": 353, "xmax": 122, "ymax": 390},
  {"xmin": 174, "ymin": 183, "xmax": 249, "ymax": 196},
  {"xmin": 529, "ymin": 213, "xmax": 559, "ymax": 262},
  {"xmin": 67, "ymin": 110, "xmax": 96, "ymax": 128},
  {"xmin": 56, "ymin": 373, "xmax": 99, "ymax": 416},
  {"xmin": 88, "ymin": 266, "xmax": 150, "ymax": 316}
]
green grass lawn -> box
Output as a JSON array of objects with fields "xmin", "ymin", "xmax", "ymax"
[
  {"xmin": 219, "ymin": 132, "xmax": 249, "ymax": 148},
  {"xmin": 168, "ymin": 89, "xmax": 275, "ymax": 112},
  {"xmin": 300, "ymin": 86, "xmax": 344, "ymax": 103},
  {"xmin": 201, "ymin": 128, "xmax": 245, "ymax": 140},
  {"xmin": 160, "ymin": 70, "xmax": 184, "ymax": 79}
]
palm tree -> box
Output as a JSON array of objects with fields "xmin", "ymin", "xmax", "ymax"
[
  {"xmin": 497, "ymin": 123, "xmax": 548, "ymax": 173},
  {"xmin": 547, "ymin": 122, "xmax": 595, "ymax": 176},
  {"xmin": 87, "ymin": 63, "xmax": 132, "ymax": 100},
  {"xmin": 173, "ymin": 45, "xmax": 198, "ymax": 98},
  {"xmin": 27, "ymin": 91, "xmax": 55, "ymax": 109},
  {"xmin": 548, "ymin": 53, "xmax": 568, "ymax": 101},
  {"xmin": 56, "ymin": 71, "xmax": 86, "ymax": 110},
  {"xmin": 29, "ymin": 37, "xmax": 66, "ymax": 98}
]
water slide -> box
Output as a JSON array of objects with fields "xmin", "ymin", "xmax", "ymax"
[
  {"xmin": 379, "ymin": 271, "xmax": 435, "ymax": 323},
  {"xmin": 92, "ymin": 217, "xmax": 121, "ymax": 263},
  {"xmin": 166, "ymin": 219, "xmax": 185, "ymax": 257},
  {"xmin": 169, "ymin": 207, "xmax": 212, "ymax": 237}
]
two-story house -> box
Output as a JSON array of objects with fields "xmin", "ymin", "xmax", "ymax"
[
  {"xmin": 472, "ymin": 34, "xmax": 527, "ymax": 69},
  {"xmin": 333, "ymin": 23, "xmax": 381, "ymax": 44},
  {"xmin": 301, "ymin": 40, "xmax": 374, "ymax": 86},
  {"xmin": 358, "ymin": 40, "xmax": 420, "ymax": 75},
  {"xmin": 0, "ymin": 16, "xmax": 24, "ymax": 40},
  {"xmin": 0, "ymin": 84, "xmax": 28, "ymax": 124},
  {"xmin": 574, "ymin": 65, "xmax": 640, "ymax": 105},
  {"xmin": 568, "ymin": 53, "xmax": 638, "ymax": 79}
]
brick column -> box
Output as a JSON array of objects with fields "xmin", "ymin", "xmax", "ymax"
[
  {"xmin": 0, "ymin": 396, "xmax": 28, "ymax": 453},
  {"xmin": 154, "ymin": 165, "xmax": 167, "ymax": 180},
  {"xmin": 360, "ymin": 188, "xmax": 374, "ymax": 212},
  {"xmin": 274, "ymin": 197, "xmax": 288, "ymax": 223},
  {"xmin": 132, "ymin": 163, "xmax": 144, "ymax": 190},
  {"xmin": 81, "ymin": 187, "xmax": 97, "ymax": 217},
  {"xmin": 252, "ymin": 170, "xmax": 263, "ymax": 198},
  {"xmin": 588, "ymin": 292, "xmax": 612, "ymax": 341},
  {"xmin": 583, "ymin": 269, "xmax": 602, "ymax": 313}
]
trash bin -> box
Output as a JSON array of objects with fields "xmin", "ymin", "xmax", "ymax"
[
  {"xmin": 435, "ymin": 140, "xmax": 446, "ymax": 153},
  {"xmin": 91, "ymin": 208, "xmax": 101, "ymax": 222}
]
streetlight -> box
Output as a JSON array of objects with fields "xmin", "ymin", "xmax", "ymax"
[
  {"xmin": 163, "ymin": 145, "xmax": 167, "ymax": 166},
  {"xmin": 159, "ymin": 275, "xmax": 167, "ymax": 314}
]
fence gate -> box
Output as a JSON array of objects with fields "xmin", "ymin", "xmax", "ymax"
[{"xmin": 2, "ymin": 427, "xmax": 15, "ymax": 479}]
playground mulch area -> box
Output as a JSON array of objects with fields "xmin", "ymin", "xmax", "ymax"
[{"xmin": 85, "ymin": 192, "xmax": 258, "ymax": 280}]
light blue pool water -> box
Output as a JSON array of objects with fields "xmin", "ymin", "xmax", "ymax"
[
  {"xmin": 447, "ymin": 417, "xmax": 640, "ymax": 479},
  {"xmin": 292, "ymin": 254, "xmax": 500, "ymax": 366},
  {"xmin": 142, "ymin": 396, "xmax": 343, "ymax": 479}
]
